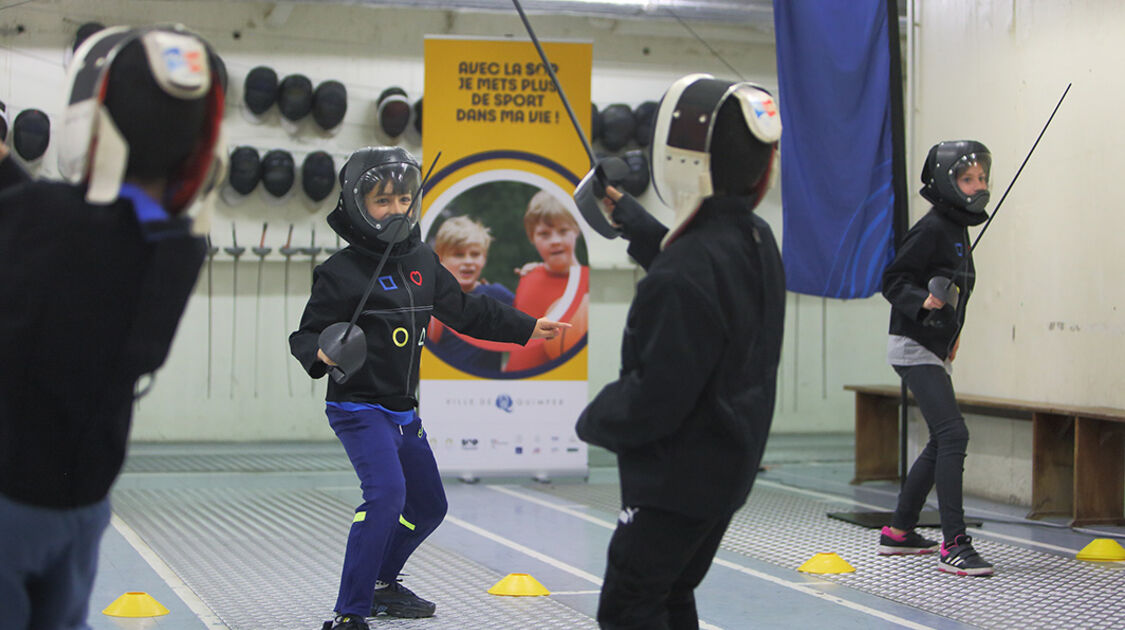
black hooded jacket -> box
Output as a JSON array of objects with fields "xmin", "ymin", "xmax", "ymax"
[
  {"xmin": 0, "ymin": 181, "xmax": 204, "ymax": 508},
  {"xmin": 289, "ymin": 226, "xmax": 536, "ymax": 408},
  {"xmin": 883, "ymin": 203, "xmax": 984, "ymax": 360},
  {"xmin": 576, "ymin": 195, "xmax": 786, "ymax": 517}
]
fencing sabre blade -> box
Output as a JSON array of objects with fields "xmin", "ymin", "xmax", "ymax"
[{"xmin": 510, "ymin": 0, "xmax": 627, "ymax": 239}]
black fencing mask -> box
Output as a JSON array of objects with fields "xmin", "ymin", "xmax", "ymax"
[
  {"xmin": 261, "ymin": 149, "xmax": 295, "ymax": 197},
  {"xmin": 412, "ymin": 97, "xmax": 423, "ymax": 135},
  {"xmin": 278, "ymin": 74, "xmax": 313, "ymax": 121},
  {"xmin": 0, "ymin": 101, "xmax": 8, "ymax": 143},
  {"xmin": 633, "ymin": 101, "xmax": 658, "ymax": 148},
  {"xmin": 620, "ymin": 149, "xmax": 650, "ymax": 197},
  {"xmin": 312, "ymin": 80, "xmax": 347, "ymax": 130},
  {"xmin": 376, "ymin": 87, "xmax": 411, "ymax": 138},
  {"xmin": 73, "ymin": 22, "xmax": 105, "ymax": 53},
  {"xmin": 13, "ymin": 109, "xmax": 50, "ymax": 161},
  {"xmin": 243, "ymin": 66, "xmax": 278, "ymax": 116},
  {"xmin": 228, "ymin": 146, "xmax": 261, "ymax": 195},
  {"xmin": 599, "ymin": 104, "xmax": 635, "ymax": 152},
  {"xmin": 920, "ymin": 140, "xmax": 991, "ymax": 214},
  {"xmin": 302, "ymin": 151, "xmax": 336, "ymax": 202}
]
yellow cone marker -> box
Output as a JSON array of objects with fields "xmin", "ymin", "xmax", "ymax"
[
  {"xmin": 102, "ymin": 592, "xmax": 170, "ymax": 617},
  {"xmin": 1076, "ymin": 538, "xmax": 1125, "ymax": 562},
  {"xmin": 487, "ymin": 572, "xmax": 551, "ymax": 596},
  {"xmin": 797, "ymin": 552, "xmax": 856, "ymax": 574}
]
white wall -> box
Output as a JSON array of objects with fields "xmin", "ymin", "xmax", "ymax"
[
  {"xmin": 911, "ymin": 0, "xmax": 1125, "ymax": 408},
  {"xmin": 0, "ymin": 0, "xmax": 891, "ymax": 441}
]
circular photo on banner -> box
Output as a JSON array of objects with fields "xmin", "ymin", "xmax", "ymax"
[{"xmin": 422, "ymin": 165, "xmax": 589, "ymax": 380}]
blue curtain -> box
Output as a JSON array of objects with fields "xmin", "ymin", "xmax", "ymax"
[{"xmin": 773, "ymin": 0, "xmax": 899, "ymax": 299}]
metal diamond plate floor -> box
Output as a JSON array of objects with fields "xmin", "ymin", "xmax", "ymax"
[
  {"xmin": 107, "ymin": 443, "xmax": 1125, "ymax": 630},
  {"xmin": 112, "ymin": 486, "xmax": 595, "ymax": 629},
  {"xmin": 530, "ymin": 480, "xmax": 1125, "ymax": 630}
]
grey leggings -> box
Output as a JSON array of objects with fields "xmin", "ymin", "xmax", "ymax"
[{"xmin": 891, "ymin": 364, "xmax": 969, "ymax": 543}]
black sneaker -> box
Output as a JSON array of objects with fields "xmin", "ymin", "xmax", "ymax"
[
  {"xmin": 878, "ymin": 525, "xmax": 940, "ymax": 555},
  {"xmin": 321, "ymin": 614, "xmax": 369, "ymax": 630},
  {"xmin": 370, "ymin": 581, "xmax": 436, "ymax": 618},
  {"xmin": 938, "ymin": 534, "xmax": 994, "ymax": 576}
]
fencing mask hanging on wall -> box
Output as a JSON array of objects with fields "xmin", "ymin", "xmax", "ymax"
[
  {"xmin": 261, "ymin": 149, "xmax": 296, "ymax": 198},
  {"xmin": 301, "ymin": 150, "xmax": 336, "ymax": 203},
  {"xmin": 376, "ymin": 87, "xmax": 411, "ymax": 139},
  {"xmin": 243, "ymin": 65, "xmax": 278, "ymax": 119},
  {"xmin": 277, "ymin": 74, "xmax": 313, "ymax": 133},
  {"xmin": 13, "ymin": 109, "xmax": 51, "ymax": 162},
  {"xmin": 312, "ymin": 80, "xmax": 347, "ymax": 131}
]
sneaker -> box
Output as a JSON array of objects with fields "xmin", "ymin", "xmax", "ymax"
[
  {"xmin": 370, "ymin": 581, "xmax": 436, "ymax": 618},
  {"xmin": 321, "ymin": 614, "xmax": 369, "ymax": 630},
  {"xmin": 938, "ymin": 534, "xmax": 994, "ymax": 576},
  {"xmin": 878, "ymin": 525, "xmax": 940, "ymax": 555}
]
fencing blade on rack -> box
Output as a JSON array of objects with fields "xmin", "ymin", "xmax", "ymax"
[
  {"xmin": 223, "ymin": 223, "xmax": 246, "ymax": 399},
  {"xmin": 206, "ymin": 235, "xmax": 219, "ymax": 397},
  {"xmin": 280, "ymin": 224, "xmax": 299, "ymax": 396},
  {"xmin": 302, "ymin": 228, "xmax": 323, "ymax": 396},
  {"xmin": 251, "ymin": 222, "xmax": 271, "ymax": 398}
]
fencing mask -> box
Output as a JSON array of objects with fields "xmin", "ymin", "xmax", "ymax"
[
  {"xmin": 920, "ymin": 140, "xmax": 991, "ymax": 214},
  {"xmin": 58, "ymin": 25, "xmax": 226, "ymax": 219},
  {"xmin": 261, "ymin": 149, "xmax": 296, "ymax": 198},
  {"xmin": 278, "ymin": 74, "xmax": 313, "ymax": 122},
  {"xmin": 243, "ymin": 66, "xmax": 278, "ymax": 117},
  {"xmin": 312, "ymin": 80, "xmax": 347, "ymax": 131},
  {"xmin": 13, "ymin": 109, "xmax": 51, "ymax": 162},
  {"xmin": 376, "ymin": 87, "xmax": 411, "ymax": 139},
  {"xmin": 302, "ymin": 150, "xmax": 336, "ymax": 202},
  {"xmin": 599, "ymin": 104, "xmax": 635, "ymax": 152},
  {"xmin": 328, "ymin": 146, "xmax": 421, "ymax": 250},
  {"xmin": 650, "ymin": 74, "xmax": 780, "ymax": 247},
  {"xmin": 227, "ymin": 146, "xmax": 261, "ymax": 195}
]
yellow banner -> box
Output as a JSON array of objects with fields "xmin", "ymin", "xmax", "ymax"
[{"xmin": 420, "ymin": 36, "xmax": 592, "ymax": 382}]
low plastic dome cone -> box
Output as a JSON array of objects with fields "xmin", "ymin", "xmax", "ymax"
[
  {"xmin": 487, "ymin": 572, "xmax": 550, "ymax": 596},
  {"xmin": 1076, "ymin": 538, "xmax": 1125, "ymax": 562},
  {"xmin": 797, "ymin": 552, "xmax": 856, "ymax": 574},
  {"xmin": 102, "ymin": 591, "xmax": 170, "ymax": 617}
]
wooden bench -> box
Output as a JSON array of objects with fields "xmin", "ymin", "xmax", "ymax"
[{"xmin": 845, "ymin": 384, "xmax": 1125, "ymax": 527}]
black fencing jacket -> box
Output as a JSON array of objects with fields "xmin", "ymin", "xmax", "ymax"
[
  {"xmin": 883, "ymin": 203, "xmax": 981, "ymax": 360},
  {"xmin": 576, "ymin": 195, "xmax": 786, "ymax": 517},
  {"xmin": 289, "ymin": 228, "xmax": 536, "ymax": 408},
  {"xmin": 0, "ymin": 181, "xmax": 204, "ymax": 508}
]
